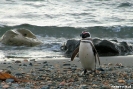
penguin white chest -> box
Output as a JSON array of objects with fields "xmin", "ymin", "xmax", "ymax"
[{"xmin": 79, "ymin": 41, "xmax": 95, "ymax": 70}]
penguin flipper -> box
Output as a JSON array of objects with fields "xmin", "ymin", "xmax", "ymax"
[
  {"xmin": 89, "ymin": 42, "xmax": 100, "ymax": 65},
  {"xmin": 96, "ymin": 52, "xmax": 100, "ymax": 65},
  {"xmin": 71, "ymin": 46, "xmax": 79, "ymax": 61}
]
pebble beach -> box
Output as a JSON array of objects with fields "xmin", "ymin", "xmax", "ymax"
[{"xmin": 0, "ymin": 56, "xmax": 133, "ymax": 89}]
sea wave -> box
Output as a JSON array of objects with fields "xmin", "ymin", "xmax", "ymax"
[
  {"xmin": 0, "ymin": 24, "xmax": 133, "ymax": 38},
  {"xmin": 118, "ymin": 2, "xmax": 132, "ymax": 7},
  {"xmin": 0, "ymin": 24, "xmax": 133, "ymax": 58}
]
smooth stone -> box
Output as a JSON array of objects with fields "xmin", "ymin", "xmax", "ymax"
[
  {"xmin": 2, "ymin": 84, "xmax": 10, "ymax": 88},
  {"xmin": 23, "ymin": 64, "xmax": 27, "ymax": 66},
  {"xmin": 15, "ymin": 61, "xmax": 21, "ymax": 63},
  {"xmin": 108, "ymin": 67, "xmax": 114, "ymax": 71},
  {"xmin": 4, "ymin": 70, "xmax": 12, "ymax": 74},
  {"xmin": 41, "ymin": 85, "xmax": 50, "ymax": 89},
  {"xmin": 24, "ymin": 87, "xmax": 31, "ymax": 89},
  {"xmin": 29, "ymin": 63, "xmax": 33, "ymax": 66},
  {"xmin": 97, "ymin": 67, "xmax": 104, "ymax": 71},
  {"xmin": 7, "ymin": 66, "xmax": 14, "ymax": 69},
  {"xmin": 30, "ymin": 59, "xmax": 36, "ymax": 62},
  {"xmin": 79, "ymin": 84, "xmax": 88, "ymax": 89},
  {"xmin": 5, "ymin": 79, "xmax": 14, "ymax": 83},
  {"xmin": 43, "ymin": 61, "xmax": 48, "ymax": 64},
  {"xmin": 71, "ymin": 67, "xmax": 77, "ymax": 70},
  {"xmin": 15, "ymin": 73, "xmax": 24, "ymax": 78},
  {"xmin": 63, "ymin": 63, "xmax": 71, "ymax": 66},
  {"xmin": 100, "ymin": 85, "xmax": 111, "ymax": 89},
  {"xmin": 38, "ymin": 69, "xmax": 44, "ymax": 71},
  {"xmin": 11, "ymin": 83, "xmax": 19, "ymax": 87},
  {"xmin": 127, "ymin": 80, "xmax": 133, "ymax": 84}
]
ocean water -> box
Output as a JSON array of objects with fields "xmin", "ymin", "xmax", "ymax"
[{"xmin": 0, "ymin": 0, "xmax": 133, "ymax": 58}]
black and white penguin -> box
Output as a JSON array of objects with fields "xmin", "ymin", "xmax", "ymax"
[{"xmin": 71, "ymin": 31, "xmax": 100, "ymax": 74}]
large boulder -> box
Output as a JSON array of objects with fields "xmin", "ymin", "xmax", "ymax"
[
  {"xmin": 62, "ymin": 38, "xmax": 133, "ymax": 57},
  {"xmin": 61, "ymin": 40, "xmax": 80, "ymax": 57},
  {"xmin": 94, "ymin": 39, "xmax": 120, "ymax": 56},
  {"xmin": 0, "ymin": 29, "xmax": 42, "ymax": 47}
]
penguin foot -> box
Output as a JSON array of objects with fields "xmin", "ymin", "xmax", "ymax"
[
  {"xmin": 81, "ymin": 69, "xmax": 97, "ymax": 75},
  {"xmin": 84, "ymin": 69, "xmax": 87, "ymax": 74},
  {"xmin": 80, "ymin": 69, "xmax": 87, "ymax": 75}
]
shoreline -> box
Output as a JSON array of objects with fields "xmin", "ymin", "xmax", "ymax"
[{"xmin": 1, "ymin": 55, "xmax": 133, "ymax": 66}]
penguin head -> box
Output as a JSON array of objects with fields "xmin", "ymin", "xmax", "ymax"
[{"xmin": 80, "ymin": 31, "xmax": 91, "ymax": 38}]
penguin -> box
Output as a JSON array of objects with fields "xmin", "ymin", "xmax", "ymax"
[{"xmin": 71, "ymin": 31, "xmax": 100, "ymax": 74}]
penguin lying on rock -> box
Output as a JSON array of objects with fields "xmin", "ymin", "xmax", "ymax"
[{"xmin": 71, "ymin": 31, "xmax": 100, "ymax": 74}]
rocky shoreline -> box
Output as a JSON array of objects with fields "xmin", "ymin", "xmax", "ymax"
[
  {"xmin": 62, "ymin": 38, "xmax": 133, "ymax": 57},
  {"xmin": 0, "ymin": 57, "xmax": 133, "ymax": 89}
]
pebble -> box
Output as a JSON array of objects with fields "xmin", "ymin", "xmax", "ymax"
[
  {"xmin": 5, "ymin": 79, "xmax": 14, "ymax": 83},
  {"xmin": 29, "ymin": 63, "xmax": 33, "ymax": 66},
  {"xmin": 92, "ymin": 84, "xmax": 98, "ymax": 88},
  {"xmin": 15, "ymin": 73, "xmax": 24, "ymax": 78},
  {"xmin": 12, "ymin": 83, "xmax": 19, "ymax": 87},
  {"xmin": 100, "ymin": 85, "xmax": 111, "ymax": 89},
  {"xmin": 59, "ymin": 81, "xmax": 66, "ymax": 86},
  {"xmin": 41, "ymin": 85, "xmax": 50, "ymax": 89},
  {"xmin": 127, "ymin": 80, "xmax": 133, "ymax": 84},
  {"xmin": 63, "ymin": 63, "xmax": 71, "ymax": 66},
  {"xmin": 23, "ymin": 59, "xmax": 28, "ymax": 62},
  {"xmin": 79, "ymin": 84, "xmax": 88, "ymax": 89},
  {"xmin": 15, "ymin": 60, "xmax": 21, "ymax": 63},
  {"xmin": 108, "ymin": 63, "xmax": 113, "ymax": 66},
  {"xmin": 43, "ymin": 61, "xmax": 48, "ymax": 64},
  {"xmin": 118, "ymin": 79, "xmax": 125, "ymax": 83},
  {"xmin": 2, "ymin": 84, "xmax": 10, "ymax": 89},
  {"xmin": 23, "ymin": 64, "xmax": 27, "ymax": 66},
  {"xmin": 97, "ymin": 67, "xmax": 104, "ymax": 71}
]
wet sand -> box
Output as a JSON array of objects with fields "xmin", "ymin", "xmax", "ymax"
[{"xmin": 0, "ymin": 56, "xmax": 133, "ymax": 89}]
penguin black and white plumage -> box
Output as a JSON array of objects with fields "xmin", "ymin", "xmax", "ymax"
[{"xmin": 71, "ymin": 31, "xmax": 100, "ymax": 74}]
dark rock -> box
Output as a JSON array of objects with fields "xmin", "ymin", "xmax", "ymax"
[
  {"xmin": 38, "ymin": 69, "xmax": 44, "ymax": 71},
  {"xmin": 63, "ymin": 39, "xmax": 80, "ymax": 57},
  {"xmin": 30, "ymin": 59, "xmax": 36, "ymax": 62},
  {"xmin": 43, "ymin": 61, "xmax": 48, "ymax": 64},
  {"xmin": 62, "ymin": 38, "xmax": 133, "ymax": 57},
  {"xmin": 23, "ymin": 64, "xmax": 27, "ymax": 66},
  {"xmin": 29, "ymin": 63, "xmax": 33, "ymax": 66},
  {"xmin": 7, "ymin": 66, "xmax": 14, "ymax": 70},
  {"xmin": 4, "ymin": 70, "xmax": 12, "ymax": 74},
  {"xmin": 63, "ymin": 63, "xmax": 71, "ymax": 66},
  {"xmin": 97, "ymin": 67, "xmax": 104, "ymax": 71},
  {"xmin": 15, "ymin": 60, "xmax": 21, "ymax": 63},
  {"xmin": 94, "ymin": 39, "xmax": 119, "ymax": 56}
]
